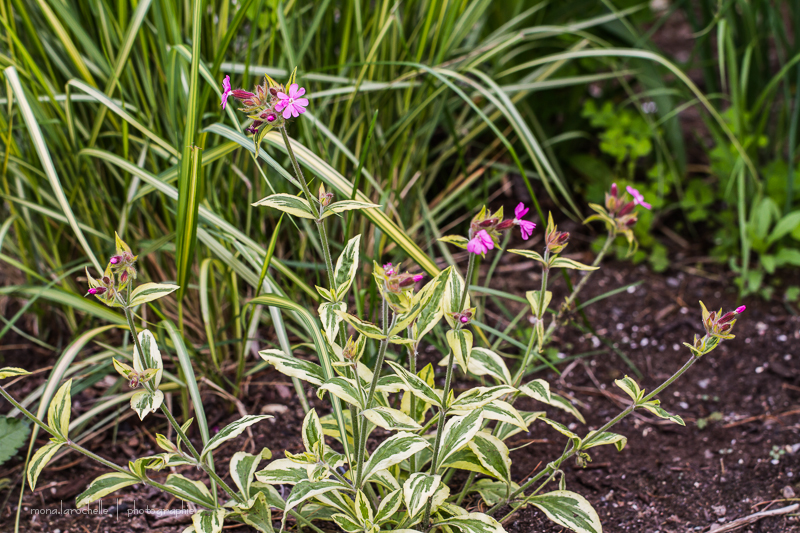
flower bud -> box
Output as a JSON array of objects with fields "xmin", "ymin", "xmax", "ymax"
[
  {"xmin": 459, "ymin": 315, "xmax": 469, "ymax": 324},
  {"xmin": 413, "ymin": 274, "xmax": 424, "ymax": 283},
  {"xmin": 232, "ymin": 89, "xmax": 255, "ymax": 100},
  {"xmin": 129, "ymin": 376, "xmax": 139, "ymax": 388},
  {"xmin": 495, "ymin": 219, "xmax": 514, "ymax": 231},
  {"xmin": 718, "ymin": 311, "xmax": 736, "ymax": 324},
  {"xmin": 120, "ymin": 271, "xmax": 129, "ymax": 285},
  {"xmin": 735, "ymin": 305, "xmax": 746, "ymax": 314},
  {"xmin": 245, "ymin": 121, "xmax": 263, "ymax": 135},
  {"xmin": 383, "ymin": 263, "xmax": 395, "ymax": 276},
  {"xmin": 610, "ymin": 183, "xmax": 618, "ymax": 197},
  {"xmin": 110, "ymin": 256, "xmax": 122, "ymax": 265},
  {"xmin": 269, "ymin": 87, "xmax": 278, "ymax": 96},
  {"xmin": 478, "ymin": 218, "xmax": 498, "ymax": 228},
  {"xmin": 399, "ymin": 276, "xmax": 415, "ymax": 288},
  {"xmin": 618, "ymin": 202, "xmax": 635, "ymax": 217}
]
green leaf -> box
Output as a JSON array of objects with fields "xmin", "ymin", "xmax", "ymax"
[
  {"xmin": 362, "ymin": 432, "xmax": 430, "ymax": 483},
  {"xmin": 319, "ymin": 301, "xmax": 346, "ymax": 340},
  {"xmin": 581, "ymin": 431, "xmax": 627, "ymax": 452},
  {"xmin": 767, "ymin": 211, "xmax": 800, "ymax": 245},
  {"xmin": 437, "ymin": 410, "xmax": 484, "ymax": 471},
  {"xmin": 353, "ymin": 490, "xmax": 374, "ymax": 526},
  {"xmin": 133, "ymin": 329, "xmax": 163, "ymax": 389},
  {"xmin": 443, "ymin": 269, "xmax": 469, "ymax": 328},
  {"xmin": 640, "ymin": 400, "xmax": 685, "ymax": 426},
  {"xmin": 452, "ymin": 400, "xmax": 527, "ymax": 433},
  {"xmin": 76, "ymin": 472, "xmax": 139, "ymax": 508},
  {"xmin": 0, "ymin": 417, "xmax": 30, "ymax": 466},
  {"xmin": 525, "ymin": 290, "xmax": 553, "ymax": 317},
  {"xmin": 253, "ymin": 193, "xmax": 316, "ymax": 219},
  {"xmin": 191, "ymin": 509, "xmax": 226, "ymax": 533},
  {"xmin": 468, "ymin": 433, "xmax": 511, "ymax": 484},
  {"xmin": 130, "ymin": 389, "xmax": 164, "ymax": 420},
  {"xmin": 614, "ymin": 375, "xmax": 643, "ymax": 403},
  {"xmin": 507, "ymin": 249, "xmax": 546, "ymax": 264},
  {"xmin": 302, "ymin": 409, "xmax": 325, "ymax": 460},
  {"xmin": 386, "ymin": 361, "xmax": 442, "ymax": 407},
  {"xmin": 540, "ymin": 418, "xmax": 581, "ymax": 448},
  {"xmin": 549, "ymin": 257, "xmax": 599, "ymax": 271},
  {"xmin": 335, "ymin": 311, "xmax": 385, "ymax": 339},
  {"xmin": 333, "ymin": 235, "xmax": 361, "ymax": 299},
  {"xmin": 200, "ymin": 415, "xmax": 272, "ymax": 459},
  {"xmin": 519, "ymin": 379, "xmax": 552, "ymax": 405},
  {"xmin": 27, "ymin": 440, "xmax": 64, "ymax": 490},
  {"xmin": 129, "ymin": 282, "xmax": 179, "ymax": 307},
  {"xmin": 283, "ymin": 480, "xmax": 350, "ymax": 529},
  {"xmin": 529, "ymin": 490, "xmax": 601, "ymax": 533},
  {"xmin": 439, "ymin": 235, "xmax": 470, "ymax": 249},
  {"xmin": 318, "ymin": 377, "xmax": 364, "ymax": 408},
  {"xmin": 165, "ymin": 473, "xmax": 216, "ymax": 508},
  {"xmin": 321, "ymin": 200, "xmax": 381, "ymax": 219},
  {"xmin": 361, "ymin": 406, "xmax": 422, "ymax": 431},
  {"xmin": 495, "ymin": 411, "xmax": 545, "ymax": 441},
  {"xmin": 375, "ymin": 489, "xmax": 403, "ymax": 525},
  {"xmin": 450, "ymin": 385, "xmax": 516, "ymax": 411},
  {"xmin": 434, "ymin": 512, "xmax": 506, "ymax": 533},
  {"xmin": 403, "ymin": 473, "xmax": 441, "ymax": 519},
  {"xmin": 258, "ymin": 349, "xmax": 325, "ymax": 386},
  {"xmin": 412, "ymin": 267, "xmax": 451, "ymax": 341},
  {"xmin": 467, "ymin": 348, "xmax": 512, "ymax": 386},
  {"xmin": 238, "ymin": 492, "xmax": 274, "ymax": 533},
  {"xmin": 440, "ymin": 447, "xmax": 493, "ymax": 477},
  {"xmin": 0, "ymin": 367, "xmax": 30, "ymax": 380},
  {"xmin": 48, "ymin": 379, "xmax": 72, "ymax": 439},
  {"xmin": 255, "ymin": 458, "xmax": 310, "ymax": 485},
  {"xmin": 446, "ymin": 329, "xmax": 473, "ymax": 373},
  {"xmin": 230, "ymin": 451, "xmax": 262, "ymax": 501}
]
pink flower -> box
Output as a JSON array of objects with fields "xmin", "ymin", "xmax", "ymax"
[
  {"xmin": 383, "ymin": 263, "xmax": 395, "ymax": 275},
  {"xmin": 275, "ymin": 84, "xmax": 308, "ymax": 119},
  {"xmin": 513, "ymin": 202, "xmax": 536, "ymax": 240},
  {"xmin": 412, "ymin": 274, "xmax": 424, "ymax": 283},
  {"xmin": 626, "ymin": 186, "xmax": 652, "ymax": 210},
  {"xmin": 220, "ymin": 75, "xmax": 232, "ymax": 110},
  {"xmin": 735, "ymin": 305, "xmax": 746, "ymax": 314},
  {"xmin": 467, "ymin": 230, "xmax": 494, "ymax": 256}
]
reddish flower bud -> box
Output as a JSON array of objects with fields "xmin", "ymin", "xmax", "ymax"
[
  {"xmin": 413, "ymin": 274, "xmax": 424, "ymax": 283},
  {"xmin": 556, "ymin": 232, "xmax": 569, "ymax": 245},
  {"xmin": 245, "ymin": 121, "xmax": 263, "ymax": 135},
  {"xmin": 109, "ymin": 256, "xmax": 122, "ymax": 265},
  {"xmin": 120, "ymin": 271, "xmax": 129, "ymax": 284},
  {"xmin": 618, "ymin": 202, "xmax": 635, "ymax": 217},
  {"xmin": 495, "ymin": 220, "xmax": 514, "ymax": 231},
  {"xmin": 625, "ymin": 218, "xmax": 637, "ymax": 227},
  {"xmin": 610, "ymin": 183, "xmax": 619, "ymax": 197},
  {"xmin": 478, "ymin": 218, "xmax": 498, "ymax": 228},
  {"xmin": 102, "ymin": 276, "xmax": 111, "ymax": 285},
  {"xmin": 232, "ymin": 89, "xmax": 255, "ymax": 100},
  {"xmin": 718, "ymin": 311, "xmax": 735, "ymax": 324},
  {"xmin": 88, "ymin": 287, "xmax": 107, "ymax": 295},
  {"xmin": 460, "ymin": 315, "xmax": 469, "ymax": 324},
  {"xmin": 266, "ymin": 113, "xmax": 277, "ymax": 122},
  {"xmin": 735, "ymin": 305, "xmax": 746, "ymax": 314}
]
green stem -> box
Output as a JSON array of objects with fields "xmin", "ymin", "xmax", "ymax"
[
  {"xmin": 459, "ymin": 252, "xmax": 476, "ymax": 312},
  {"xmin": 280, "ymin": 126, "xmax": 320, "ymax": 219},
  {"xmin": 407, "ymin": 326, "xmax": 418, "ymax": 475},
  {"xmin": 486, "ymin": 354, "xmax": 701, "ymax": 517}
]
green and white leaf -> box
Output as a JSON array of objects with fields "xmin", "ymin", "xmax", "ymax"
[
  {"xmin": 446, "ymin": 329, "xmax": 473, "ymax": 373},
  {"xmin": 230, "ymin": 451, "xmax": 262, "ymax": 500},
  {"xmin": 165, "ymin": 473, "xmax": 216, "ymax": 508},
  {"xmin": 362, "ymin": 432, "xmax": 430, "ymax": 483},
  {"xmin": 129, "ymin": 282, "xmax": 179, "ymax": 307},
  {"xmin": 200, "ymin": 415, "xmax": 272, "ymax": 459},
  {"xmin": 440, "ymin": 447, "xmax": 492, "ymax": 477},
  {"xmin": 525, "ymin": 290, "xmax": 553, "ymax": 317},
  {"xmin": 255, "ymin": 458, "xmax": 311, "ymax": 485},
  {"xmin": 495, "ymin": 411, "xmax": 545, "ymax": 441},
  {"xmin": 581, "ymin": 431, "xmax": 627, "ymax": 452},
  {"xmin": 76, "ymin": 472, "xmax": 139, "ymax": 508},
  {"xmin": 507, "ymin": 249, "xmax": 546, "ymax": 264},
  {"xmin": 27, "ymin": 440, "xmax": 64, "ymax": 490},
  {"xmin": 283, "ymin": 480, "xmax": 350, "ymax": 528},
  {"xmin": 529, "ymin": 490, "xmax": 601, "ymax": 533},
  {"xmin": 412, "ymin": 267, "xmax": 451, "ymax": 341},
  {"xmin": 435, "ymin": 512, "xmax": 507, "ymax": 533},
  {"xmin": 333, "ymin": 235, "xmax": 360, "ymax": 299},
  {"xmin": 370, "ymin": 469, "xmax": 402, "ymax": 492},
  {"xmin": 614, "ymin": 375, "xmax": 644, "ymax": 403},
  {"xmin": 549, "ymin": 257, "xmax": 599, "ymax": 271},
  {"xmin": 548, "ymin": 393, "xmax": 585, "ymax": 423},
  {"xmin": 253, "ymin": 193, "xmax": 316, "ymax": 219},
  {"xmin": 321, "ymin": 200, "xmax": 381, "ymax": 220},
  {"xmin": 133, "ymin": 329, "xmax": 163, "ymax": 388},
  {"xmin": 319, "ymin": 301, "xmax": 347, "ymax": 340},
  {"xmin": 387, "ymin": 361, "xmax": 442, "ymax": 407},
  {"xmin": 238, "ymin": 492, "xmax": 273, "ymax": 533},
  {"xmin": 130, "ymin": 389, "xmax": 164, "ymax": 420},
  {"xmin": 47, "ymin": 379, "xmax": 72, "ymax": 439},
  {"xmin": 258, "ymin": 349, "xmax": 325, "ymax": 386},
  {"xmin": 318, "ymin": 377, "xmax": 363, "ymax": 408},
  {"xmin": 467, "ymin": 348, "xmax": 512, "ymax": 385},
  {"xmin": 332, "ymin": 513, "xmax": 362, "ymax": 533},
  {"xmin": 302, "ymin": 409, "xmax": 326, "ymax": 460},
  {"xmin": 335, "ymin": 311, "xmax": 385, "ymax": 339},
  {"xmin": 353, "ymin": 490, "xmax": 374, "ymax": 526},
  {"xmin": 442, "ymin": 269, "xmax": 469, "ymax": 328},
  {"xmin": 640, "ymin": 400, "xmax": 685, "ymax": 426},
  {"xmin": 468, "ymin": 433, "xmax": 511, "ymax": 484},
  {"xmin": 362, "ymin": 406, "xmax": 422, "ymax": 431},
  {"xmin": 403, "ymin": 473, "xmax": 440, "ymax": 518},
  {"xmin": 518, "ymin": 379, "xmax": 552, "ymax": 405},
  {"xmin": 0, "ymin": 367, "xmax": 30, "ymax": 380},
  {"xmin": 436, "ymin": 410, "xmax": 483, "ymax": 470},
  {"xmin": 450, "ymin": 386, "xmax": 516, "ymax": 411},
  {"xmin": 540, "ymin": 418, "xmax": 582, "ymax": 448},
  {"xmin": 191, "ymin": 509, "xmax": 226, "ymax": 533},
  {"xmin": 375, "ymin": 488, "xmax": 403, "ymax": 524},
  {"xmin": 439, "ymin": 235, "xmax": 470, "ymax": 249}
]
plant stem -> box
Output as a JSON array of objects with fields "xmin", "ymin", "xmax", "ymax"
[
  {"xmin": 486, "ymin": 354, "xmax": 701, "ymax": 517},
  {"xmin": 459, "ymin": 253, "xmax": 476, "ymax": 311},
  {"xmin": 407, "ymin": 326, "xmax": 418, "ymax": 474},
  {"xmin": 280, "ymin": 126, "xmax": 320, "ymax": 219}
]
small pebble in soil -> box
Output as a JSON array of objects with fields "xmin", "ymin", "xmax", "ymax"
[
  {"xmin": 673, "ymin": 344, "xmax": 680, "ymax": 351},
  {"xmin": 627, "ymin": 285, "xmax": 636, "ymax": 294},
  {"xmin": 680, "ymin": 307, "xmax": 688, "ymax": 314},
  {"xmin": 785, "ymin": 354, "xmax": 792, "ymax": 360},
  {"xmin": 679, "ymin": 402, "xmax": 689, "ymax": 409},
  {"xmin": 783, "ymin": 485, "xmax": 796, "ymax": 498},
  {"xmin": 712, "ymin": 505, "xmax": 726, "ymax": 517},
  {"xmin": 777, "ymin": 334, "xmax": 787, "ymax": 341},
  {"xmin": 698, "ymin": 378, "xmax": 710, "ymax": 389},
  {"xmin": 755, "ymin": 366, "xmax": 764, "ymax": 373}
]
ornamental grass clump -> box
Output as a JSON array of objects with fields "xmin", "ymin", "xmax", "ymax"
[{"xmin": 0, "ymin": 72, "xmax": 747, "ymax": 533}]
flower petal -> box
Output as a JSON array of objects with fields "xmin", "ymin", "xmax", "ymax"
[
  {"xmin": 515, "ymin": 202, "xmax": 528, "ymax": 219},
  {"xmin": 277, "ymin": 92, "xmax": 288, "ymax": 100},
  {"xmin": 282, "ymin": 107, "xmax": 292, "ymax": 119},
  {"xmin": 294, "ymin": 98, "xmax": 309, "ymax": 107},
  {"xmin": 294, "ymin": 87, "xmax": 306, "ymax": 98},
  {"xmin": 289, "ymin": 84, "xmax": 299, "ymax": 98}
]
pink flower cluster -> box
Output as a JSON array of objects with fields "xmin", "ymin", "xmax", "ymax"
[
  {"xmin": 466, "ymin": 202, "xmax": 536, "ymax": 256},
  {"xmin": 219, "ymin": 74, "xmax": 309, "ymax": 136}
]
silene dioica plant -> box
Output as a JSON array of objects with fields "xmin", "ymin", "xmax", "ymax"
[{"xmin": 0, "ymin": 71, "xmax": 748, "ymax": 533}]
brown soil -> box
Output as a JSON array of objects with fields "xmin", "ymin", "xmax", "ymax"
[{"xmin": 1, "ymin": 253, "xmax": 799, "ymax": 533}]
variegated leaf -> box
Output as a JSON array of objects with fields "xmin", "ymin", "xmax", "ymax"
[
  {"xmin": 529, "ymin": 490, "xmax": 601, "ymax": 533},
  {"xmin": 333, "ymin": 235, "xmax": 361, "ymax": 299},
  {"xmin": 129, "ymin": 282, "xmax": 179, "ymax": 307},
  {"xmin": 386, "ymin": 361, "xmax": 441, "ymax": 407},
  {"xmin": 403, "ymin": 473, "xmax": 440, "ymax": 519},
  {"xmin": 525, "ymin": 290, "xmax": 553, "ymax": 318},
  {"xmin": 507, "ymin": 249, "xmax": 546, "ymax": 264},
  {"xmin": 302, "ymin": 409, "xmax": 325, "ymax": 459},
  {"xmin": 319, "ymin": 301, "xmax": 347, "ymax": 340},
  {"xmin": 375, "ymin": 488, "xmax": 403, "ymax": 524},
  {"xmin": 549, "ymin": 257, "xmax": 599, "ymax": 271},
  {"xmin": 440, "ymin": 447, "xmax": 492, "ymax": 477},
  {"xmin": 450, "ymin": 386, "xmax": 516, "ymax": 411},
  {"xmin": 320, "ymin": 200, "xmax": 381, "ymax": 219},
  {"xmin": 133, "ymin": 329, "xmax": 163, "ymax": 388},
  {"xmin": 76, "ymin": 472, "xmax": 139, "ymax": 508},
  {"xmin": 468, "ymin": 432, "xmax": 511, "ymax": 484},
  {"xmin": 581, "ymin": 431, "xmax": 627, "ymax": 452},
  {"xmin": 435, "ymin": 512, "xmax": 507, "ymax": 533},
  {"xmin": 201, "ymin": 415, "xmax": 272, "ymax": 459},
  {"xmin": 237, "ymin": 491, "xmax": 273, "ymax": 533},
  {"xmin": 442, "ymin": 269, "xmax": 469, "ymax": 328},
  {"xmin": 438, "ymin": 235, "xmax": 470, "ymax": 249},
  {"xmin": 353, "ymin": 490, "xmax": 374, "ymax": 526},
  {"xmin": 614, "ymin": 375, "xmax": 643, "ymax": 403},
  {"xmin": 165, "ymin": 473, "xmax": 216, "ymax": 507},
  {"xmin": 334, "ymin": 311, "xmax": 385, "ymax": 339},
  {"xmin": 467, "ymin": 348, "xmax": 512, "ymax": 385},
  {"xmin": 362, "ymin": 432, "xmax": 430, "ymax": 483},
  {"xmin": 47, "ymin": 379, "xmax": 72, "ymax": 439},
  {"xmin": 436, "ymin": 410, "xmax": 483, "ymax": 471},
  {"xmin": 332, "ymin": 513, "xmax": 362, "ymax": 533},
  {"xmin": 283, "ymin": 480, "xmax": 350, "ymax": 529},
  {"xmin": 640, "ymin": 400, "xmax": 685, "ymax": 426},
  {"xmin": 253, "ymin": 193, "xmax": 316, "ymax": 219},
  {"xmin": 0, "ymin": 367, "xmax": 30, "ymax": 379},
  {"xmin": 191, "ymin": 509, "xmax": 226, "ymax": 533},
  {"xmin": 540, "ymin": 417, "xmax": 582, "ymax": 448},
  {"xmin": 518, "ymin": 379, "xmax": 551, "ymax": 405},
  {"xmin": 130, "ymin": 389, "xmax": 164, "ymax": 420},
  {"xmin": 362, "ymin": 406, "xmax": 422, "ymax": 431},
  {"xmin": 495, "ymin": 411, "xmax": 545, "ymax": 441},
  {"xmin": 230, "ymin": 451, "xmax": 262, "ymax": 500},
  {"xmin": 446, "ymin": 329, "xmax": 473, "ymax": 373},
  {"xmin": 412, "ymin": 267, "xmax": 451, "ymax": 341},
  {"xmin": 27, "ymin": 440, "xmax": 64, "ymax": 490},
  {"xmin": 317, "ymin": 377, "xmax": 363, "ymax": 408},
  {"xmin": 258, "ymin": 349, "xmax": 325, "ymax": 386},
  {"xmin": 548, "ymin": 393, "xmax": 586, "ymax": 423},
  {"xmin": 255, "ymin": 458, "xmax": 311, "ymax": 485}
]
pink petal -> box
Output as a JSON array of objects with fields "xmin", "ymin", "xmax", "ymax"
[
  {"xmin": 514, "ymin": 202, "xmax": 528, "ymax": 219},
  {"xmin": 288, "ymin": 84, "xmax": 299, "ymax": 98},
  {"xmin": 294, "ymin": 87, "xmax": 306, "ymax": 98},
  {"xmin": 275, "ymin": 101, "xmax": 287, "ymax": 111},
  {"xmin": 640, "ymin": 200, "xmax": 652, "ymax": 210},
  {"xmin": 294, "ymin": 98, "xmax": 308, "ymax": 107},
  {"xmin": 290, "ymin": 105, "xmax": 299, "ymax": 118},
  {"xmin": 735, "ymin": 305, "xmax": 746, "ymax": 313},
  {"xmin": 277, "ymin": 92, "xmax": 288, "ymax": 100},
  {"xmin": 222, "ymin": 75, "xmax": 231, "ymax": 91},
  {"xmin": 519, "ymin": 220, "xmax": 536, "ymax": 240},
  {"xmin": 295, "ymin": 105, "xmax": 306, "ymax": 115},
  {"xmin": 282, "ymin": 107, "xmax": 292, "ymax": 119}
]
